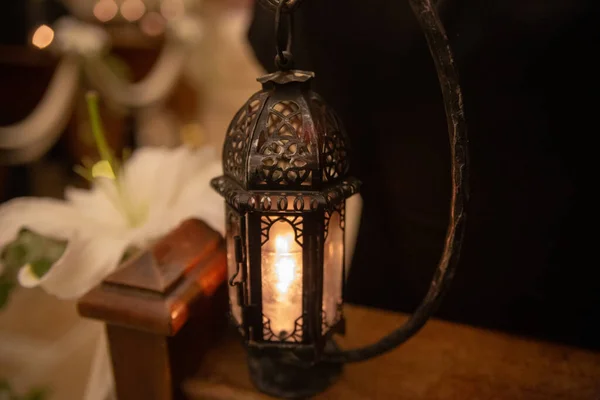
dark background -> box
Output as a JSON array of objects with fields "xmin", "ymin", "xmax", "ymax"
[
  {"xmin": 249, "ymin": 0, "xmax": 600, "ymax": 349},
  {"xmin": 0, "ymin": 0, "xmax": 73, "ymax": 200}
]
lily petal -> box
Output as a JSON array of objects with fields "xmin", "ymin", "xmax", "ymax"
[
  {"xmin": 124, "ymin": 146, "xmax": 219, "ymax": 215},
  {"xmin": 121, "ymin": 145, "xmax": 176, "ymax": 210},
  {"xmin": 0, "ymin": 197, "xmax": 82, "ymax": 246},
  {"xmin": 167, "ymin": 159, "xmax": 225, "ymax": 235},
  {"xmin": 65, "ymin": 179, "xmax": 128, "ymax": 232},
  {"xmin": 34, "ymin": 233, "xmax": 129, "ymax": 299},
  {"xmin": 123, "ymin": 146, "xmax": 224, "ymax": 247}
]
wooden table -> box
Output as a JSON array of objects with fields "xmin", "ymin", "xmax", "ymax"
[{"xmin": 185, "ymin": 305, "xmax": 600, "ymax": 400}]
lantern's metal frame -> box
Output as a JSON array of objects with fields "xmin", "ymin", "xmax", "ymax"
[
  {"xmin": 212, "ymin": 67, "xmax": 360, "ymax": 397},
  {"xmin": 212, "ymin": 0, "xmax": 468, "ymax": 397}
]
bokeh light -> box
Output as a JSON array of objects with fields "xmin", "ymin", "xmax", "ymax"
[
  {"xmin": 93, "ymin": 0, "xmax": 119, "ymax": 22},
  {"xmin": 160, "ymin": 0, "xmax": 185, "ymax": 20},
  {"xmin": 140, "ymin": 12, "xmax": 167, "ymax": 37},
  {"xmin": 32, "ymin": 25, "xmax": 54, "ymax": 49},
  {"xmin": 120, "ymin": 0, "xmax": 147, "ymax": 22}
]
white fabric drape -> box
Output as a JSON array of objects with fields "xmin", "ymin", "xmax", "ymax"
[
  {"xmin": 82, "ymin": 330, "xmax": 115, "ymax": 400},
  {"xmin": 84, "ymin": 42, "xmax": 188, "ymax": 109},
  {"xmin": 0, "ymin": 16, "xmax": 202, "ymax": 165},
  {"xmin": 0, "ymin": 56, "xmax": 80, "ymax": 164}
]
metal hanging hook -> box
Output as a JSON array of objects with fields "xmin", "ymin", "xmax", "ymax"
[{"xmin": 274, "ymin": 0, "xmax": 294, "ymax": 70}]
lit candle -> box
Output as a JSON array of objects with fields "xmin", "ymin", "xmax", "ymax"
[
  {"xmin": 274, "ymin": 234, "xmax": 297, "ymax": 295},
  {"xmin": 262, "ymin": 222, "xmax": 303, "ymax": 340}
]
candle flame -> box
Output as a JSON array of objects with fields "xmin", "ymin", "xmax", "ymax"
[
  {"xmin": 274, "ymin": 234, "xmax": 296, "ymax": 294},
  {"xmin": 275, "ymin": 234, "xmax": 292, "ymax": 253}
]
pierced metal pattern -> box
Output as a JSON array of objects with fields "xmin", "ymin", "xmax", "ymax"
[
  {"xmin": 311, "ymin": 95, "xmax": 350, "ymax": 183},
  {"xmin": 324, "ymin": 203, "xmax": 345, "ymax": 241},
  {"xmin": 256, "ymin": 101, "xmax": 313, "ymax": 186},
  {"xmin": 212, "ymin": 69, "xmax": 364, "ymax": 356},
  {"xmin": 211, "ymin": 176, "xmax": 360, "ymax": 213},
  {"xmin": 324, "ymin": 179, "xmax": 360, "ymax": 210},
  {"xmin": 260, "ymin": 215, "xmax": 304, "ymax": 246},
  {"xmin": 211, "ymin": 177, "xmax": 254, "ymax": 212},
  {"xmin": 223, "ymin": 93, "xmax": 266, "ymax": 184},
  {"xmin": 262, "ymin": 314, "xmax": 304, "ymax": 342},
  {"xmin": 321, "ymin": 304, "xmax": 343, "ymax": 335}
]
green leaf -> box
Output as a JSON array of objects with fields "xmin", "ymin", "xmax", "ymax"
[
  {"xmin": 0, "ymin": 379, "xmax": 48, "ymax": 400},
  {"xmin": 1, "ymin": 229, "xmax": 66, "ymax": 264},
  {"xmin": 0, "ymin": 229, "xmax": 68, "ymax": 305},
  {"xmin": 29, "ymin": 259, "xmax": 54, "ymax": 280},
  {"xmin": 23, "ymin": 388, "xmax": 48, "ymax": 400},
  {"xmin": 0, "ymin": 279, "xmax": 16, "ymax": 309}
]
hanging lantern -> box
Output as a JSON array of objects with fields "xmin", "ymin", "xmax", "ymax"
[
  {"xmin": 212, "ymin": 0, "xmax": 469, "ymax": 398},
  {"xmin": 211, "ymin": 66, "xmax": 360, "ymax": 395}
]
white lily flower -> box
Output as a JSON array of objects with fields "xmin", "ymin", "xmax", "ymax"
[{"xmin": 0, "ymin": 145, "xmax": 224, "ymax": 299}]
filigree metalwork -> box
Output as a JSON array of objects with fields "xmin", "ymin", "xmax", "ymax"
[
  {"xmin": 320, "ymin": 304, "xmax": 343, "ymax": 335},
  {"xmin": 256, "ymin": 101, "xmax": 313, "ymax": 186},
  {"xmin": 217, "ymin": 70, "xmax": 357, "ymax": 193},
  {"xmin": 260, "ymin": 215, "xmax": 304, "ymax": 246},
  {"xmin": 324, "ymin": 178, "xmax": 360, "ymax": 211},
  {"xmin": 212, "ymin": 69, "xmax": 365, "ymax": 360},
  {"xmin": 211, "ymin": 176, "xmax": 360, "ymax": 213},
  {"xmin": 223, "ymin": 93, "xmax": 267, "ymax": 184},
  {"xmin": 324, "ymin": 201, "xmax": 345, "ymax": 241},
  {"xmin": 321, "ymin": 309, "xmax": 328, "ymax": 334},
  {"xmin": 210, "ymin": 177, "xmax": 255, "ymax": 212},
  {"xmin": 310, "ymin": 95, "xmax": 350, "ymax": 183},
  {"xmin": 263, "ymin": 314, "xmax": 304, "ymax": 342}
]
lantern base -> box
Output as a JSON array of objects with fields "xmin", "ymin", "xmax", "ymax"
[{"xmin": 247, "ymin": 340, "xmax": 343, "ymax": 399}]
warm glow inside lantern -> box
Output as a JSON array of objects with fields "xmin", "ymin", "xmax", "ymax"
[{"xmin": 212, "ymin": 69, "xmax": 360, "ymax": 396}]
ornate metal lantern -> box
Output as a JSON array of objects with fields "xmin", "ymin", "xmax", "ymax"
[
  {"xmin": 211, "ymin": 67, "xmax": 360, "ymax": 395},
  {"xmin": 212, "ymin": 0, "xmax": 469, "ymax": 398}
]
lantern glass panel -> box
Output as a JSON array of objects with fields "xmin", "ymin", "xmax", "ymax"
[
  {"xmin": 261, "ymin": 218, "xmax": 304, "ymax": 341},
  {"xmin": 225, "ymin": 207, "xmax": 243, "ymax": 325},
  {"xmin": 323, "ymin": 209, "xmax": 344, "ymax": 332}
]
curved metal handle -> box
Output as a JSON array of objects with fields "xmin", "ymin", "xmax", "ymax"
[{"xmin": 324, "ymin": 0, "xmax": 469, "ymax": 363}]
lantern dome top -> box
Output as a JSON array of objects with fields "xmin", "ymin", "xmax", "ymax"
[{"xmin": 219, "ymin": 70, "xmax": 351, "ymax": 192}]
